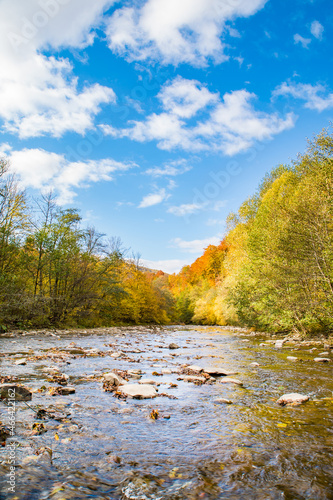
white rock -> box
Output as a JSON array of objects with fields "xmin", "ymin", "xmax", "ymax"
[
  {"xmin": 110, "ymin": 352, "xmax": 122, "ymax": 358},
  {"xmin": 15, "ymin": 358, "xmax": 27, "ymax": 365},
  {"xmin": 138, "ymin": 379, "xmax": 157, "ymax": 385},
  {"xmin": 118, "ymin": 384, "xmax": 157, "ymax": 399},
  {"xmin": 103, "ymin": 373, "xmax": 126, "ymax": 386},
  {"xmin": 275, "ymin": 339, "xmax": 286, "ymax": 348},
  {"xmin": 314, "ymin": 357, "xmax": 331, "ymax": 363},
  {"xmin": 214, "ymin": 398, "xmax": 233, "ymax": 404},
  {"xmin": 181, "ymin": 375, "xmax": 206, "ymax": 383},
  {"xmin": 277, "ymin": 393, "xmax": 309, "ymax": 405},
  {"xmin": 250, "ymin": 362, "xmax": 260, "ymax": 367},
  {"xmin": 287, "ymin": 356, "xmax": 298, "ymax": 362},
  {"xmin": 187, "ymin": 365, "xmax": 203, "ymax": 372},
  {"xmin": 161, "ymin": 368, "xmax": 172, "ymax": 374},
  {"xmin": 219, "ymin": 377, "xmax": 243, "ymax": 386}
]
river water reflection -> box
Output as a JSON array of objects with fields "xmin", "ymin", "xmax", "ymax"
[{"xmin": 0, "ymin": 326, "xmax": 332, "ymax": 499}]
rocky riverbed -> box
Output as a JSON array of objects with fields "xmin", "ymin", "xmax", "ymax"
[{"xmin": 0, "ymin": 325, "xmax": 332, "ymax": 499}]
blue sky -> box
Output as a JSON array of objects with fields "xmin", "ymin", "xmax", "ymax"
[{"xmin": 0, "ymin": 0, "xmax": 332, "ymax": 272}]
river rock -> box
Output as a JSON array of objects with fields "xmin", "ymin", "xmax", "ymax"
[
  {"xmin": 111, "ymin": 352, "xmax": 123, "ymax": 358},
  {"xmin": 138, "ymin": 379, "xmax": 157, "ymax": 385},
  {"xmin": 0, "ymin": 384, "xmax": 32, "ymax": 401},
  {"xmin": 187, "ymin": 365, "xmax": 203, "ymax": 372},
  {"xmin": 55, "ymin": 386, "xmax": 76, "ymax": 395},
  {"xmin": 275, "ymin": 339, "xmax": 287, "ymax": 348},
  {"xmin": 181, "ymin": 375, "xmax": 206, "ymax": 383},
  {"xmin": 15, "ymin": 358, "xmax": 27, "ymax": 365},
  {"xmin": 161, "ymin": 368, "xmax": 172, "ymax": 374},
  {"xmin": 103, "ymin": 373, "xmax": 126, "ymax": 386},
  {"xmin": 214, "ymin": 398, "xmax": 233, "ymax": 404},
  {"xmin": 204, "ymin": 367, "xmax": 238, "ymax": 376},
  {"xmin": 277, "ymin": 393, "xmax": 309, "ymax": 405},
  {"xmin": 314, "ymin": 357, "xmax": 331, "ymax": 363},
  {"xmin": 0, "ymin": 425, "xmax": 11, "ymax": 443},
  {"xmin": 118, "ymin": 384, "xmax": 157, "ymax": 399},
  {"xmin": 169, "ymin": 343, "xmax": 180, "ymax": 350},
  {"xmin": 219, "ymin": 377, "xmax": 243, "ymax": 386},
  {"xmin": 250, "ymin": 362, "xmax": 260, "ymax": 367},
  {"xmin": 287, "ymin": 356, "xmax": 298, "ymax": 361}
]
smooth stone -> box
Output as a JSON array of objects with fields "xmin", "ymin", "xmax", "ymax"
[
  {"xmin": 204, "ymin": 367, "xmax": 238, "ymax": 376},
  {"xmin": 128, "ymin": 369, "xmax": 142, "ymax": 375},
  {"xmin": 318, "ymin": 352, "xmax": 330, "ymax": 356},
  {"xmin": 103, "ymin": 373, "xmax": 126, "ymax": 386},
  {"xmin": 111, "ymin": 352, "xmax": 122, "ymax": 358},
  {"xmin": 161, "ymin": 368, "xmax": 172, "ymax": 374},
  {"xmin": 275, "ymin": 339, "xmax": 286, "ymax": 348},
  {"xmin": 181, "ymin": 375, "xmax": 206, "ymax": 383},
  {"xmin": 138, "ymin": 379, "xmax": 157, "ymax": 385},
  {"xmin": 118, "ymin": 384, "xmax": 157, "ymax": 399},
  {"xmin": 56, "ymin": 386, "xmax": 76, "ymax": 395},
  {"xmin": 219, "ymin": 377, "xmax": 243, "ymax": 386},
  {"xmin": 277, "ymin": 393, "xmax": 309, "ymax": 405},
  {"xmin": 169, "ymin": 343, "xmax": 180, "ymax": 350},
  {"xmin": 0, "ymin": 384, "xmax": 32, "ymax": 401},
  {"xmin": 250, "ymin": 362, "xmax": 260, "ymax": 367},
  {"xmin": 187, "ymin": 365, "xmax": 203, "ymax": 372},
  {"xmin": 287, "ymin": 356, "xmax": 298, "ymax": 361},
  {"xmin": 314, "ymin": 357, "xmax": 331, "ymax": 363},
  {"xmin": 15, "ymin": 358, "xmax": 27, "ymax": 365},
  {"xmin": 214, "ymin": 398, "xmax": 233, "ymax": 404}
]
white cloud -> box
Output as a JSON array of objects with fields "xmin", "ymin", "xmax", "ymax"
[
  {"xmin": 103, "ymin": 77, "xmax": 295, "ymax": 155},
  {"xmin": 168, "ymin": 203, "xmax": 206, "ymax": 216},
  {"xmin": 145, "ymin": 159, "xmax": 192, "ymax": 177},
  {"xmin": 5, "ymin": 147, "xmax": 135, "ymax": 204},
  {"xmin": 138, "ymin": 188, "xmax": 170, "ymax": 208},
  {"xmin": 106, "ymin": 0, "xmax": 268, "ymax": 66},
  {"xmin": 141, "ymin": 258, "xmax": 190, "ymax": 274},
  {"xmin": 310, "ymin": 20, "xmax": 324, "ymax": 40},
  {"xmin": 0, "ymin": 0, "xmax": 116, "ymax": 138},
  {"xmin": 294, "ymin": 33, "xmax": 311, "ymax": 48},
  {"xmin": 172, "ymin": 236, "xmax": 221, "ymax": 253},
  {"xmin": 273, "ymin": 82, "xmax": 333, "ymax": 112}
]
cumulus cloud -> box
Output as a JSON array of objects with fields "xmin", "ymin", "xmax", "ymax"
[
  {"xmin": 273, "ymin": 82, "xmax": 333, "ymax": 112},
  {"xmin": 103, "ymin": 77, "xmax": 295, "ymax": 155},
  {"xmin": 172, "ymin": 236, "xmax": 222, "ymax": 253},
  {"xmin": 5, "ymin": 146, "xmax": 135, "ymax": 204},
  {"xmin": 138, "ymin": 188, "xmax": 170, "ymax": 208},
  {"xmin": 310, "ymin": 20, "xmax": 324, "ymax": 40},
  {"xmin": 293, "ymin": 33, "xmax": 311, "ymax": 48},
  {"xmin": 106, "ymin": 0, "xmax": 268, "ymax": 66},
  {"xmin": 0, "ymin": 0, "xmax": 116, "ymax": 138}
]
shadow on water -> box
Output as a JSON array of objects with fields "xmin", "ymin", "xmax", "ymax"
[{"xmin": 0, "ymin": 326, "xmax": 333, "ymax": 499}]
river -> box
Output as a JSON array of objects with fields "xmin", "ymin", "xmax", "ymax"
[{"xmin": 0, "ymin": 326, "xmax": 332, "ymax": 499}]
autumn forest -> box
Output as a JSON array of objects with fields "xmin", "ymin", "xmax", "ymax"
[{"xmin": 1, "ymin": 129, "xmax": 332, "ymax": 336}]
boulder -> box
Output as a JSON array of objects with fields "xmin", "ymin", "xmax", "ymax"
[
  {"xmin": 277, "ymin": 393, "xmax": 309, "ymax": 406},
  {"xmin": 118, "ymin": 384, "xmax": 157, "ymax": 399},
  {"xmin": 0, "ymin": 384, "xmax": 32, "ymax": 401}
]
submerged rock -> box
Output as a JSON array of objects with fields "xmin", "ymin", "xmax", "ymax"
[
  {"xmin": 277, "ymin": 393, "xmax": 309, "ymax": 406},
  {"xmin": 219, "ymin": 377, "xmax": 243, "ymax": 386},
  {"xmin": 103, "ymin": 372, "xmax": 126, "ymax": 386},
  {"xmin": 181, "ymin": 375, "xmax": 207, "ymax": 384},
  {"xmin": 187, "ymin": 365, "xmax": 203, "ymax": 372},
  {"xmin": 214, "ymin": 398, "xmax": 233, "ymax": 404},
  {"xmin": 0, "ymin": 384, "xmax": 32, "ymax": 401},
  {"xmin": 118, "ymin": 383, "xmax": 157, "ymax": 399}
]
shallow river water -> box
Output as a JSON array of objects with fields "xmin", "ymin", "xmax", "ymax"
[{"xmin": 0, "ymin": 326, "xmax": 333, "ymax": 500}]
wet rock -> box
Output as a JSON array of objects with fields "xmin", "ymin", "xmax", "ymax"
[
  {"xmin": 314, "ymin": 357, "xmax": 331, "ymax": 363},
  {"xmin": 187, "ymin": 365, "xmax": 203, "ymax": 372},
  {"xmin": 287, "ymin": 356, "xmax": 298, "ymax": 362},
  {"xmin": 15, "ymin": 358, "xmax": 27, "ymax": 365},
  {"xmin": 0, "ymin": 425, "xmax": 11, "ymax": 444},
  {"xmin": 169, "ymin": 343, "xmax": 180, "ymax": 349},
  {"xmin": 275, "ymin": 339, "xmax": 287, "ymax": 348},
  {"xmin": 214, "ymin": 398, "xmax": 233, "ymax": 404},
  {"xmin": 0, "ymin": 384, "xmax": 32, "ymax": 401},
  {"xmin": 139, "ymin": 379, "xmax": 157, "ymax": 385},
  {"xmin": 118, "ymin": 384, "xmax": 157, "ymax": 399},
  {"xmin": 204, "ymin": 367, "xmax": 238, "ymax": 376},
  {"xmin": 110, "ymin": 352, "xmax": 123, "ymax": 358},
  {"xmin": 180, "ymin": 375, "xmax": 207, "ymax": 384},
  {"xmin": 219, "ymin": 377, "xmax": 243, "ymax": 386},
  {"xmin": 161, "ymin": 368, "xmax": 172, "ymax": 374},
  {"xmin": 47, "ymin": 373, "xmax": 69, "ymax": 385},
  {"xmin": 32, "ymin": 422, "xmax": 47, "ymax": 435},
  {"xmin": 128, "ymin": 369, "xmax": 142, "ymax": 375},
  {"xmin": 51, "ymin": 386, "xmax": 76, "ymax": 396},
  {"xmin": 103, "ymin": 373, "xmax": 126, "ymax": 386},
  {"xmin": 250, "ymin": 362, "xmax": 260, "ymax": 367},
  {"xmin": 277, "ymin": 393, "xmax": 309, "ymax": 406},
  {"xmin": 319, "ymin": 352, "xmax": 330, "ymax": 356}
]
